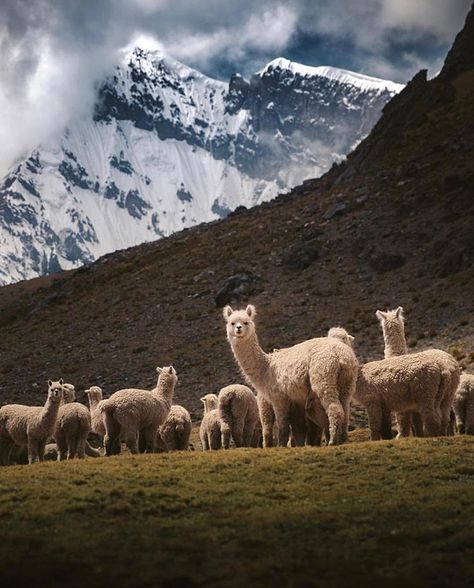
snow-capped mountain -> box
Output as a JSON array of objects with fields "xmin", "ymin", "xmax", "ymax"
[{"xmin": 0, "ymin": 48, "xmax": 403, "ymax": 285}]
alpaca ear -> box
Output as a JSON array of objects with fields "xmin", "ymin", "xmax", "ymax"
[
  {"xmin": 245, "ymin": 305, "xmax": 256, "ymax": 319},
  {"xmin": 59, "ymin": 378, "xmax": 64, "ymax": 385},
  {"xmin": 395, "ymin": 306, "xmax": 404, "ymax": 319},
  {"xmin": 375, "ymin": 310, "xmax": 386, "ymax": 321},
  {"xmin": 48, "ymin": 379, "xmax": 52, "ymax": 387},
  {"xmin": 223, "ymin": 305, "xmax": 233, "ymax": 320},
  {"xmin": 156, "ymin": 366, "xmax": 163, "ymax": 374},
  {"xmin": 349, "ymin": 335, "xmax": 355, "ymax": 342},
  {"xmin": 200, "ymin": 397, "xmax": 205, "ymax": 403}
]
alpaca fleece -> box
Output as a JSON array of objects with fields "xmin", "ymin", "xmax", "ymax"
[
  {"xmin": 0, "ymin": 380, "xmax": 63, "ymax": 464},
  {"xmin": 453, "ymin": 373, "xmax": 474, "ymax": 434},
  {"xmin": 224, "ymin": 305, "xmax": 358, "ymax": 446},
  {"xmin": 86, "ymin": 386, "xmax": 105, "ymax": 438},
  {"xmin": 200, "ymin": 394, "xmax": 221, "ymax": 450},
  {"xmin": 159, "ymin": 405, "xmax": 192, "ymax": 450},
  {"xmin": 218, "ymin": 384, "xmax": 260, "ymax": 448},
  {"xmin": 99, "ymin": 366, "xmax": 177, "ymax": 455},
  {"xmin": 54, "ymin": 402, "xmax": 91, "ymax": 460}
]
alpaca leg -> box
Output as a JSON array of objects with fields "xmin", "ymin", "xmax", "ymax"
[
  {"xmin": 396, "ymin": 413, "xmax": 412, "ymax": 438},
  {"xmin": 56, "ymin": 435, "xmax": 68, "ymax": 461},
  {"xmin": 257, "ymin": 395, "xmax": 275, "ymax": 448},
  {"xmin": 76, "ymin": 435, "xmax": 87, "ymax": 459},
  {"xmin": 465, "ymin": 396, "xmax": 474, "ymax": 435},
  {"xmin": 366, "ymin": 404, "xmax": 384, "ymax": 441},
  {"xmin": 453, "ymin": 394, "xmax": 466, "ymax": 434},
  {"xmin": 221, "ymin": 424, "xmax": 231, "ymax": 449},
  {"xmin": 138, "ymin": 429, "xmax": 147, "ymax": 454},
  {"xmin": 38, "ymin": 441, "xmax": 46, "ymax": 462},
  {"xmin": 104, "ymin": 413, "xmax": 121, "ymax": 457},
  {"xmin": 289, "ymin": 403, "xmax": 307, "ymax": 447},
  {"xmin": 380, "ymin": 403, "xmax": 393, "ymax": 440},
  {"xmin": 27, "ymin": 438, "xmax": 40, "ymax": 464},
  {"xmin": 0, "ymin": 439, "xmax": 15, "ymax": 466},
  {"xmin": 125, "ymin": 430, "xmax": 139, "ymax": 454},
  {"xmin": 68, "ymin": 438, "xmax": 78, "ymax": 460},
  {"xmin": 243, "ymin": 419, "xmax": 257, "ymax": 447},
  {"xmin": 273, "ymin": 398, "xmax": 291, "ymax": 447},
  {"xmin": 412, "ymin": 413, "xmax": 424, "ymax": 437},
  {"xmin": 200, "ymin": 431, "xmax": 209, "ymax": 451},
  {"xmin": 420, "ymin": 406, "xmax": 441, "ymax": 437},
  {"xmin": 209, "ymin": 429, "xmax": 221, "ymax": 450},
  {"xmin": 231, "ymin": 417, "xmax": 245, "ymax": 448},
  {"xmin": 305, "ymin": 419, "xmax": 323, "ymax": 446},
  {"xmin": 143, "ymin": 426, "xmax": 158, "ymax": 453},
  {"xmin": 326, "ymin": 401, "xmax": 345, "ymax": 445}
]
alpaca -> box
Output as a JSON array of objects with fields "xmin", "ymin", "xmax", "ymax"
[
  {"xmin": 355, "ymin": 353, "xmax": 459, "ymax": 440},
  {"xmin": 54, "ymin": 402, "xmax": 92, "ymax": 460},
  {"xmin": 86, "ymin": 386, "xmax": 106, "ymax": 438},
  {"xmin": 199, "ymin": 394, "xmax": 222, "ymax": 450},
  {"xmin": 99, "ymin": 366, "xmax": 177, "ymax": 456},
  {"xmin": 453, "ymin": 373, "xmax": 474, "ymax": 434},
  {"xmin": 327, "ymin": 327, "xmax": 354, "ymax": 348},
  {"xmin": 62, "ymin": 383, "xmax": 76, "ymax": 404},
  {"xmin": 158, "ymin": 405, "xmax": 192, "ymax": 450},
  {"xmin": 218, "ymin": 384, "xmax": 260, "ymax": 448},
  {"xmin": 376, "ymin": 307, "xmax": 460, "ymax": 436},
  {"xmin": 223, "ymin": 305, "xmax": 358, "ymax": 446},
  {"xmin": 0, "ymin": 379, "xmax": 64, "ymax": 465}
]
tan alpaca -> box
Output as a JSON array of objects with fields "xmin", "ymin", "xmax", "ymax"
[
  {"xmin": 376, "ymin": 307, "xmax": 460, "ymax": 436},
  {"xmin": 199, "ymin": 394, "xmax": 222, "ymax": 450},
  {"xmin": 218, "ymin": 384, "xmax": 260, "ymax": 448},
  {"xmin": 98, "ymin": 366, "xmax": 177, "ymax": 455},
  {"xmin": 86, "ymin": 386, "xmax": 106, "ymax": 438},
  {"xmin": 223, "ymin": 305, "xmax": 358, "ymax": 446},
  {"xmin": 158, "ymin": 405, "xmax": 192, "ymax": 450},
  {"xmin": 453, "ymin": 373, "xmax": 474, "ymax": 434},
  {"xmin": 0, "ymin": 380, "xmax": 64, "ymax": 465},
  {"xmin": 327, "ymin": 327, "xmax": 354, "ymax": 348},
  {"xmin": 54, "ymin": 402, "xmax": 91, "ymax": 460}
]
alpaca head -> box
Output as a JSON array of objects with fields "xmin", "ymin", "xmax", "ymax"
[
  {"xmin": 85, "ymin": 386, "xmax": 103, "ymax": 403},
  {"xmin": 327, "ymin": 327, "xmax": 354, "ymax": 348},
  {"xmin": 376, "ymin": 307, "xmax": 405, "ymax": 334},
  {"xmin": 48, "ymin": 379, "xmax": 64, "ymax": 403},
  {"xmin": 200, "ymin": 393, "xmax": 218, "ymax": 413},
  {"xmin": 156, "ymin": 366, "xmax": 178, "ymax": 388},
  {"xmin": 62, "ymin": 383, "xmax": 76, "ymax": 404},
  {"xmin": 223, "ymin": 305, "xmax": 256, "ymax": 341}
]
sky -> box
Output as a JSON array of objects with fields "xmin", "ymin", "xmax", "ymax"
[{"xmin": 0, "ymin": 0, "xmax": 471, "ymax": 177}]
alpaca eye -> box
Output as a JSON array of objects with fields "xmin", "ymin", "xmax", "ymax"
[
  {"xmin": 244, "ymin": 322, "xmax": 248, "ymax": 325},
  {"xmin": 231, "ymin": 322, "xmax": 235, "ymax": 326}
]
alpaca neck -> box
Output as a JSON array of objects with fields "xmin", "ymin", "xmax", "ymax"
[
  {"xmin": 40, "ymin": 397, "xmax": 61, "ymax": 433},
  {"xmin": 89, "ymin": 398, "xmax": 100, "ymax": 412},
  {"xmin": 153, "ymin": 379, "xmax": 175, "ymax": 409},
  {"xmin": 382, "ymin": 324, "xmax": 408, "ymax": 358},
  {"xmin": 230, "ymin": 331, "xmax": 271, "ymax": 391}
]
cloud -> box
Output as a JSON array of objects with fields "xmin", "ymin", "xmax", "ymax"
[{"xmin": 0, "ymin": 0, "xmax": 470, "ymax": 176}]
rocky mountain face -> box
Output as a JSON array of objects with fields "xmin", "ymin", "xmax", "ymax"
[{"xmin": 0, "ymin": 49, "xmax": 401, "ymax": 285}]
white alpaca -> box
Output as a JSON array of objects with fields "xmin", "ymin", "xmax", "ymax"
[
  {"xmin": 158, "ymin": 405, "xmax": 192, "ymax": 451},
  {"xmin": 223, "ymin": 305, "xmax": 358, "ymax": 446},
  {"xmin": 327, "ymin": 327, "xmax": 354, "ymax": 348},
  {"xmin": 376, "ymin": 307, "xmax": 460, "ymax": 436},
  {"xmin": 0, "ymin": 380, "xmax": 64, "ymax": 464},
  {"xmin": 453, "ymin": 373, "xmax": 474, "ymax": 434},
  {"xmin": 86, "ymin": 386, "xmax": 106, "ymax": 438},
  {"xmin": 199, "ymin": 394, "xmax": 222, "ymax": 450},
  {"xmin": 98, "ymin": 366, "xmax": 177, "ymax": 455},
  {"xmin": 218, "ymin": 384, "xmax": 260, "ymax": 448},
  {"xmin": 54, "ymin": 402, "xmax": 92, "ymax": 460}
]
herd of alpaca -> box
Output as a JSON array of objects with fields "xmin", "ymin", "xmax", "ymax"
[{"xmin": 0, "ymin": 304, "xmax": 471, "ymax": 465}]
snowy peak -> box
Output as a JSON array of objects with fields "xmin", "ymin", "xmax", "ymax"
[
  {"xmin": 259, "ymin": 57, "xmax": 404, "ymax": 94},
  {"xmin": 0, "ymin": 48, "xmax": 403, "ymax": 286}
]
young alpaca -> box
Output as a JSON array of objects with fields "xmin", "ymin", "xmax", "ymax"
[
  {"xmin": 54, "ymin": 402, "xmax": 92, "ymax": 460},
  {"xmin": 453, "ymin": 373, "xmax": 474, "ymax": 434},
  {"xmin": 376, "ymin": 307, "xmax": 460, "ymax": 436},
  {"xmin": 218, "ymin": 384, "xmax": 260, "ymax": 449},
  {"xmin": 99, "ymin": 366, "xmax": 177, "ymax": 456},
  {"xmin": 158, "ymin": 405, "xmax": 192, "ymax": 451},
  {"xmin": 86, "ymin": 386, "xmax": 106, "ymax": 438},
  {"xmin": 223, "ymin": 305, "xmax": 358, "ymax": 446},
  {"xmin": 0, "ymin": 380, "xmax": 64, "ymax": 465},
  {"xmin": 199, "ymin": 394, "xmax": 222, "ymax": 450}
]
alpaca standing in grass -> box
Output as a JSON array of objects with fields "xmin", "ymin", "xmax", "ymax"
[
  {"xmin": 54, "ymin": 402, "xmax": 91, "ymax": 460},
  {"xmin": 86, "ymin": 386, "xmax": 106, "ymax": 438},
  {"xmin": 376, "ymin": 307, "xmax": 460, "ymax": 436},
  {"xmin": 223, "ymin": 305, "xmax": 358, "ymax": 446},
  {"xmin": 158, "ymin": 405, "xmax": 192, "ymax": 450},
  {"xmin": 99, "ymin": 366, "xmax": 177, "ymax": 455},
  {"xmin": 0, "ymin": 380, "xmax": 64, "ymax": 464},
  {"xmin": 199, "ymin": 394, "xmax": 222, "ymax": 450},
  {"xmin": 218, "ymin": 384, "xmax": 260, "ymax": 448},
  {"xmin": 453, "ymin": 373, "xmax": 474, "ymax": 434}
]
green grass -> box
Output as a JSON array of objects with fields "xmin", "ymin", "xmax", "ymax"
[{"xmin": 1, "ymin": 437, "xmax": 474, "ymax": 588}]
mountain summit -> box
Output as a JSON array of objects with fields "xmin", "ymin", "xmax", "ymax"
[{"xmin": 0, "ymin": 50, "xmax": 401, "ymax": 285}]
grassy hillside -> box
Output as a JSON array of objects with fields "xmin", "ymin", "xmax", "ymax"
[{"xmin": 0, "ymin": 438, "xmax": 473, "ymax": 587}]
